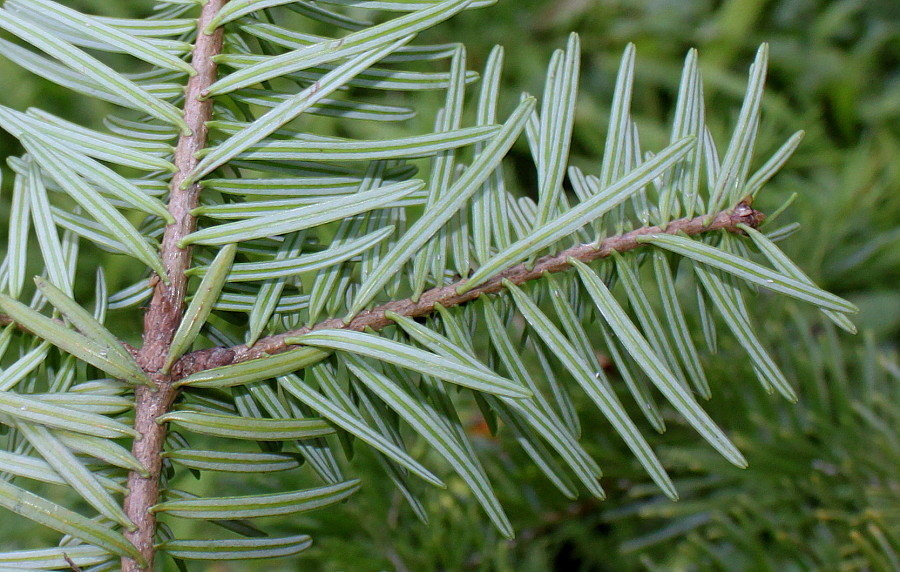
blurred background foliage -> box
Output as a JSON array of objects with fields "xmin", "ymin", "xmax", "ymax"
[{"xmin": 0, "ymin": 0, "xmax": 897, "ymax": 570}]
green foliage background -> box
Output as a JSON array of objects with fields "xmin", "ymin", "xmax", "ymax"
[{"xmin": 0, "ymin": 0, "xmax": 896, "ymax": 570}]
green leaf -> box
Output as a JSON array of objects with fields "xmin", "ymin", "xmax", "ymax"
[
  {"xmin": 152, "ymin": 480, "xmax": 360, "ymax": 519},
  {"xmin": 104, "ymin": 114, "xmax": 178, "ymax": 141},
  {"xmin": 0, "ymin": 388, "xmax": 136, "ymax": 439},
  {"xmin": 349, "ymin": 96, "xmax": 535, "ymax": 315},
  {"xmin": 503, "ymin": 279, "xmax": 678, "ymax": 499},
  {"xmin": 159, "ymin": 535, "xmax": 313, "ymax": 560},
  {"xmin": 1, "ymin": 103, "xmax": 174, "ymax": 172},
  {"xmin": 156, "ymin": 410, "xmax": 334, "ymax": 441},
  {"xmin": 0, "ymin": 448, "xmax": 118, "ymax": 489},
  {"xmin": 10, "ymin": 0, "xmax": 195, "ymax": 74},
  {"xmin": 50, "ymin": 207, "xmax": 130, "ymax": 256},
  {"xmin": 738, "ymin": 223, "xmax": 856, "ymax": 333},
  {"xmin": 0, "ymin": 294, "xmax": 151, "ymax": 387},
  {"xmin": 384, "ymin": 311, "xmax": 493, "ymax": 375},
  {"xmin": 533, "ymin": 33, "xmax": 579, "ymax": 229},
  {"xmin": 598, "ymin": 44, "xmax": 636, "ymax": 194},
  {"xmin": 218, "ymin": 56, "xmax": 478, "ymax": 91},
  {"xmin": 21, "ymin": 135, "xmax": 167, "ymax": 279},
  {"xmin": 291, "ymin": 329, "xmax": 530, "ymax": 398},
  {"xmin": 635, "ymin": 233, "xmax": 858, "ymax": 314},
  {"xmin": 234, "ymin": 92, "xmax": 415, "ymax": 122},
  {"xmin": 93, "ymin": 14, "xmax": 195, "ymax": 36},
  {"xmin": 188, "ymin": 37, "xmax": 411, "ymax": 184},
  {"xmin": 373, "ymin": 451, "xmax": 430, "ymax": 523},
  {"xmin": 694, "ymin": 265, "xmax": 796, "ymax": 401},
  {"xmin": 32, "ymin": 393, "xmax": 132, "ymax": 415},
  {"xmin": 0, "ymin": 8, "xmax": 188, "ymax": 132},
  {"xmin": 245, "ymin": 232, "xmax": 304, "ymax": 346},
  {"xmin": 0, "ymin": 546, "xmax": 109, "ymax": 568},
  {"xmin": 461, "ymin": 136, "xmax": 695, "ymax": 293},
  {"xmin": 47, "ymin": 353, "xmax": 77, "ymax": 393},
  {"xmin": 744, "ymin": 131, "xmax": 804, "ymax": 199},
  {"xmin": 344, "ymin": 354, "xmax": 514, "ymax": 538},
  {"xmin": 194, "ymin": 227, "xmax": 394, "ymax": 282},
  {"xmin": 176, "ymin": 349, "xmax": 330, "ymax": 391},
  {"xmin": 205, "ymin": 0, "xmax": 310, "ymax": 32},
  {"xmin": 0, "ymin": 38, "xmax": 132, "ymax": 109},
  {"xmin": 652, "ymin": 252, "xmax": 711, "ymax": 399},
  {"xmin": 55, "ymin": 429, "xmax": 148, "ymax": 476},
  {"xmin": 6, "ymin": 171, "xmax": 30, "ymax": 298},
  {"xmin": 182, "ymin": 179, "xmax": 422, "ymax": 246},
  {"xmin": 245, "ymin": 280, "xmax": 283, "ymax": 347},
  {"xmin": 0, "ymin": 129, "xmax": 173, "ymax": 222},
  {"xmin": 26, "ymin": 112, "xmax": 176, "ymax": 173},
  {"xmin": 28, "ymin": 108, "xmax": 172, "ymax": 154},
  {"xmin": 202, "ymin": 175, "xmax": 360, "ymax": 197},
  {"xmin": 708, "ymin": 45, "xmax": 767, "ymax": 211},
  {"xmin": 226, "ymin": 125, "xmax": 498, "ymax": 162},
  {"xmin": 661, "ymin": 48, "xmax": 704, "ymax": 221},
  {"xmin": 612, "ymin": 254, "xmax": 691, "ymax": 392},
  {"xmin": 278, "ymin": 373, "xmax": 445, "ymax": 488},
  {"xmin": 490, "ymin": 396, "xmax": 578, "ymax": 499},
  {"xmin": 164, "ymin": 449, "xmax": 302, "ymax": 473},
  {"xmin": 543, "ymin": 273, "xmax": 605, "ymax": 376},
  {"xmin": 471, "ymin": 45, "xmax": 510, "ymax": 261},
  {"xmin": 240, "ymin": 20, "xmax": 456, "ymax": 63},
  {"xmin": 284, "ymin": 1, "xmax": 371, "ymax": 30},
  {"xmin": 205, "ymin": 0, "xmax": 473, "ymax": 95},
  {"xmin": 34, "ymin": 276, "xmax": 139, "ymax": 368},
  {"xmin": 0, "ymin": 479, "xmax": 144, "ymax": 564},
  {"xmin": 598, "ymin": 323, "xmax": 665, "ymax": 432},
  {"xmin": 242, "ymin": 379, "xmax": 345, "ymax": 484},
  {"xmin": 192, "ymin": 193, "xmax": 422, "ymax": 217},
  {"xmin": 25, "ymin": 162, "xmax": 71, "ymax": 296},
  {"xmin": 164, "ymin": 244, "xmax": 237, "ymax": 372},
  {"xmin": 414, "ymin": 45, "xmax": 466, "ymax": 282},
  {"xmin": 346, "ymin": 380, "xmax": 429, "ymax": 520},
  {"xmin": 480, "ymin": 299, "xmax": 604, "ymax": 493},
  {"xmin": 0, "ymin": 341, "xmax": 50, "ymax": 392},
  {"xmin": 571, "ymin": 258, "xmax": 748, "ymax": 468},
  {"xmin": 16, "ymin": 422, "xmax": 135, "ymax": 529}
]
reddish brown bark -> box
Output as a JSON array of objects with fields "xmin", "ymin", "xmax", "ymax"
[{"xmin": 121, "ymin": 2, "xmax": 228, "ymax": 569}]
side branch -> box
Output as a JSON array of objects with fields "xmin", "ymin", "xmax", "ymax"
[
  {"xmin": 123, "ymin": 2, "xmax": 228, "ymax": 570},
  {"xmin": 175, "ymin": 202, "xmax": 765, "ymax": 376}
]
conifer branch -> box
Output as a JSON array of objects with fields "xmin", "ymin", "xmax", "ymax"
[
  {"xmin": 122, "ymin": 1, "xmax": 228, "ymax": 569},
  {"xmin": 173, "ymin": 202, "xmax": 765, "ymax": 376}
]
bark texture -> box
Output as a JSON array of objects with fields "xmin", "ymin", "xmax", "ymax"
[{"xmin": 122, "ymin": 2, "xmax": 227, "ymax": 569}]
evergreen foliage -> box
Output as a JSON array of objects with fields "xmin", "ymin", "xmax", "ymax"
[{"xmin": 0, "ymin": 1, "xmax": 892, "ymax": 570}]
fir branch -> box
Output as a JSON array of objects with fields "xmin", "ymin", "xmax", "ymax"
[
  {"xmin": 173, "ymin": 202, "xmax": 765, "ymax": 376},
  {"xmin": 122, "ymin": 1, "xmax": 228, "ymax": 569}
]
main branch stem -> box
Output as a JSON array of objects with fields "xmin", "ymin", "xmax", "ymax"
[{"xmin": 122, "ymin": 2, "xmax": 227, "ymax": 569}]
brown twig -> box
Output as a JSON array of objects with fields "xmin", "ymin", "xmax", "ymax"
[
  {"xmin": 173, "ymin": 202, "xmax": 765, "ymax": 376},
  {"xmin": 63, "ymin": 553, "xmax": 84, "ymax": 572},
  {"xmin": 121, "ymin": 2, "xmax": 227, "ymax": 570},
  {"xmin": 0, "ymin": 206, "xmax": 764, "ymax": 377}
]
